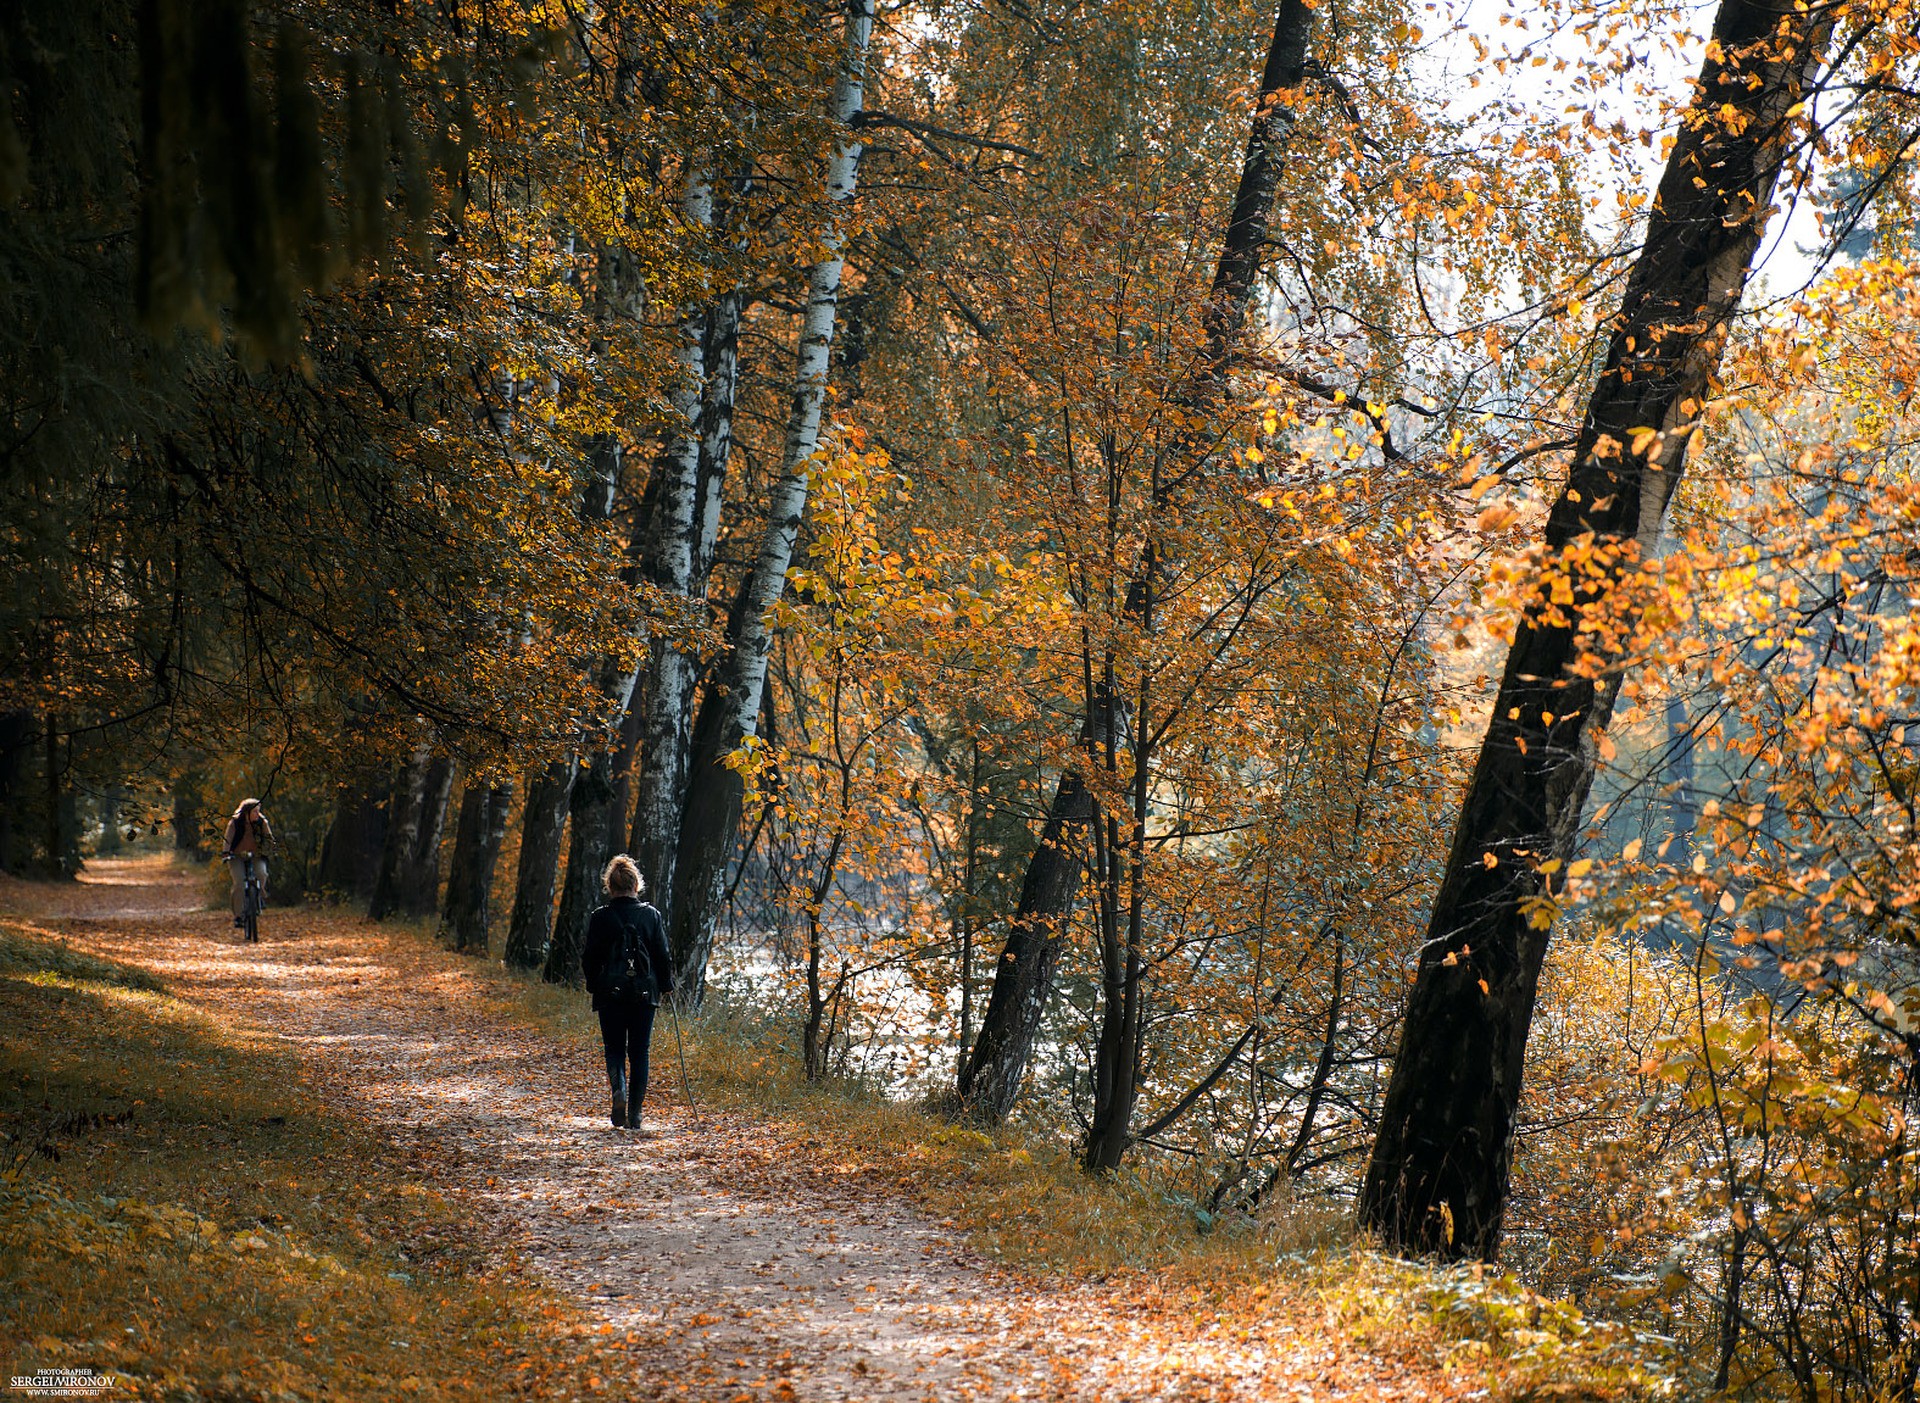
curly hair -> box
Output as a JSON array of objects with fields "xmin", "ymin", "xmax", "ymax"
[{"xmin": 602, "ymin": 853, "xmax": 644, "ymax": 897}]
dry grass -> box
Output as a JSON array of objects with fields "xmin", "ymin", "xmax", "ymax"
[
  {"xmin": 0, "ymin": 912, "xmax": 614, "ymax": 1402},
  {"xmin": 459, "ymin": 940, "xmax": 1676, "ymax": 1399},
  {"xmin": 0, "ymin": 855, "xmax": 1674, "ymax": 1400}
]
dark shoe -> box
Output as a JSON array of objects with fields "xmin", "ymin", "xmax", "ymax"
[
  {"xmin": 610, "ymin": 1090, "xmax": 627, "ymax": 1129},
  {"xmin": 627, "ymin": 1103, "xmax": 642, "ymax": 1133}
]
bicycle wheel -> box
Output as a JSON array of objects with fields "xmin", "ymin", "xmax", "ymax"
[{"xmin": 244, "ymin": 868, "xmax": 261, "ymax": 943}]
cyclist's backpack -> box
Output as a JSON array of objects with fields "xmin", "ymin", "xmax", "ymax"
[{"xmin": 602, "ymin": 903, "xmax": 660, "ymax": 1005}]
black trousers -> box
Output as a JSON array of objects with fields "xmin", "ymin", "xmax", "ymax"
[{"xmin": 598, "ymin": 1001, "xmax": 657, "ymax": 1116}]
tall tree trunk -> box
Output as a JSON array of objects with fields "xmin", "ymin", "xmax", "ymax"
[
  {"xmin": 442, "ymin": 779, "xmax": 512, "ymax": 953},
  {"xmin": 43, "ymin": 715, "xmax": 78, "ymax": 878},
  {"xmin": 667, "ymin": 0, "xmax": 875, "ymax": 1002},
  {"xmin": 958, "ymin": 0, "xmax": 1315, "ymax": 1123},
  {"xmin": 500, "ymin": 412, "xmax": 627, "ymax": 968},
  {"xmin": 318, "ymin": 782, "xmax": 388, "ymax": 902},
  {"xmin": 546, "ymin": 750, "xmax": 618, "ymax": 985},
  {"xmin": 1357, "ymin": 0, "xmax": 1831, "ymax": 1261},
  {"xmin": 503, "ymin": 758, "xmax": 574, "ymax": 971},
  {"xmin": 629, "ymin": 168, "xmax": 715, "ymax": 911},
  {"xmin": 605, "ymin": 696, "xmax": 643, "ymax": 861},
  {"xmin": 633, "ymin": 284, "xmax": 744, "ymax": 906},
  {"xmin": 666, "ymin": 589, "xmax": 754, "ymax": 996},
  {"xmin": 691, "ymin": 286, "xmax": 741, "ymax": 594},
  {"xmin": 169, "ymin": 766, "xmax": 208, "ymax": 860},
  {"xmin": 368, "ymin": 744, "xmax": 430, "ymax": 921},
  {"xmin": 1082, "ymin": 825, "xmax": 1142, "ymax": 1171},
  {"xmin": 442, "ymin": 780, "xmax": 487, "ymax": 947},
  {"xmin": 1084, "ymin": 642, "xmax": 1153, "ymax": 1171},
  {"xmin": 1, "ymin": 710, "xmax": 35, "ymax": 873},
  {"xmin": 398, "ymin": 753, "xmax": 455, "ymax": 917}
]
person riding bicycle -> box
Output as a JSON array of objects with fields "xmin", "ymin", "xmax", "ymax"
[{"xmin": 222, "ymin": 798, "xmax": 274, "ymax": 929}]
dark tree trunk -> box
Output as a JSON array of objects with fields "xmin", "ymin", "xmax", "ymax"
[
  {"xmin": 1714, "ymin": 1224, "xmax": 1751, "ymax": 1391},
  {"xmin": 442, "ymin": 779, "xmax": 512, "ymax": 953},
  {"xmin": 397, "ymin": 754, "xmax": 455, "ymax": 917},
  {"xmin": 546, "ymin": 750, "xmax": 619, "ymax": 986},
  {"xmin": 170, "ymin": 767, "xmax": 208, "ymax": 860},
  {"xmin": 664, "ymin": 661, "xmax": 748, "ymax": 1002},
  {"xmin": 631, "ymin": 268, "xmax": 744, "ymax": 910},
  {"xmin": 318, "ymin": 783, "xmax": 388, "ymax": 902},
  {"xmin": 1082, "ymin": 861, "xmax": 1144, "ymax": 1172},
  {"xmin": 368, "ymin": 747, "xmax": 429, "ymax": 921},
  {"xmin": 503, "ymin": 759, "xmax": 574, "ymax": 971},
  {"xmin": 662, "ymin": 0, "xmax": 874, "ymax": 1001},
  {"xmin": 1357, "ymin": 0, "xmax": 1831, "ymax": 1261},
  {"xmin": 495, "ymin": 404, "xmax": 625, "ymax": 964},
  {"xmin": 605, "ymin": 698, "xmax": 643, "ymax": 863},
  {"xmin": 441, "ymin": 782, "xmax": 488, "ymax": 945},
  {"xmin": 1083, "ymin": 645, "xmax": 1154, "ymax": 1171},
  {"xmin": 958, "ymin": 772, "xmax": 1093, "ymax": 1120},
  {"xmin": 44, "ymin": 716, "xmax": 78, "ymax": 878},
  {"xmin": 0, "ymin": 710, "xmax": 33, "ymax": 873},
  {"xmin": 957, "ymin": 0, "xmax": 1314, "ymax": 1126}
]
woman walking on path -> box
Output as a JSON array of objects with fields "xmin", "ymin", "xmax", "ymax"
[{"xmin": 581, "ymin": 855, "xmax": 674, "ymax": 1131}]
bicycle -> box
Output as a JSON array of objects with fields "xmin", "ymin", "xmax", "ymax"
[{"xmin": 240, "ymin": 853, "xmax": 263, "ymax": 943}]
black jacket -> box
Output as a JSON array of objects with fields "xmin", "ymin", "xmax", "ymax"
[{"xmin": 581, "ymin": 897, "xmax": 674, "ymax": 1011}]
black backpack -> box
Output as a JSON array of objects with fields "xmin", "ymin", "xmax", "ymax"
[{"xmin": 601, "ymin": 903, "xmax": 660, "ymax": 1005}]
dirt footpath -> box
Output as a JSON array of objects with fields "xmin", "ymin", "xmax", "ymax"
[{"xmin": 23, "ymin": 857, "xmax": 1455, "ymax": 1402}]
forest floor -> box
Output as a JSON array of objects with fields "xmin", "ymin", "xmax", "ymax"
[{"xmin": 2, "ymin": 854, "xmax": 1661, "ymax": 1401}]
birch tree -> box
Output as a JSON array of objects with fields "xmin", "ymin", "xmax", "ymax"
[{"xmin": 667, "ymin": 0, "xmax": 876, "ymax": 999}]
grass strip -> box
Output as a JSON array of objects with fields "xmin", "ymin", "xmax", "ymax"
[{"xmin": 0, "ymin": 916, "xmax": 625, "ymax": 1402}]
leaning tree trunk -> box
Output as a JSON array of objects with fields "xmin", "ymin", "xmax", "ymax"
[
  {"xmin": 667, "ymin": 0, "xmax": 875, "ymax": 1001},
  {"xmin": 442, "ymin": 778, "xmax": 512, "ymax": 953},
  {"xmin": 957, "ymin": 770, "xmax": 1096, "ymax": 1122},
  {"xmin": 958, "ymin": 0, "xmax": 1315, "ymax": 1123},
  {"xmin": 502, "ymin": 758, "xmax": 575, "ymax": 971},
  {"xmin": 1357, "ymin": 0, "xmax": 1832, "ymax": 1261}
]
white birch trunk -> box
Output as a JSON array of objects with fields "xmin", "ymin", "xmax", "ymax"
[
  {"xmin": 717, "ymin": 0, "xmax": 871, "ymax": 744},
  {"xmin": 627, "ymin": 168, "xmax": 714, "ymax": 902},
  {"xmin": 667, "ymin": 0, "xmax": 874, "ymax": 999}
]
